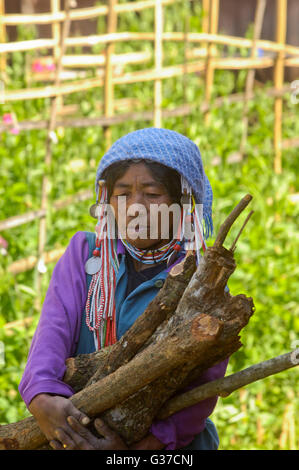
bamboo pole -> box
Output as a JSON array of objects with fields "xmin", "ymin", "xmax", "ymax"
[
  {"xmin": 36, "ymin": 0, "xmax": 72, "ymax": 308},
  {"xmin": 204, "ymin": 0, "xmax": 219, "ymax": 123},
  {"xmin": 274, "ymin": 0, "xmax": 287, "ymax": 174},
  {"xmin": 0, "ymin": 85, "xmax": 291, "ymax": 135},
  {"xmin": 1, "ymin": 0, "xmax": 176, "ymax": 25},
  {"xmin": 9, "ymin": 248, "xmax": 66, "ymax": 275},
  {"xmin": 51, "ymin": 0, "xmax": 63, "ymax": 114},
  {"xmin": 202, "ymin": 0, "xmax": 210, "ymax": 60},
  {"xmin": 157, "ymin": 350, "xmax": 299, "ymax": 420},
  {"xmin": 38, "ymin": 51, "xmax": 151, "ymax": 68},
  {"xmin": 1, "ymin": 32, "xmax": 298, "ymax": 55},
  {"xmin": 0, "ymin": 0, "xmax": 6, "ymax": 74},
  {"xmin": 1, "ymin": 56, "xmax": 276, "ymax": 103},
  {"xmin": 240, "ymin": 0, "xmax": 267, "ymax": 158},
  {"xmin": 0, "ymin": 189, "xmax": 93, "ymax": 232},
  {"xmin": 154, "ymin": 0, "xmax": 163, "ymax": 128},
  {"xmin": 103, "ymin": 0, "xmax": 118, "ymax": 151}
]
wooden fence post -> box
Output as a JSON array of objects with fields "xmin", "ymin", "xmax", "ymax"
[
  {"xmin": 0, "ymin": 0, "xmax": 6, "ymax": 75},
  {"xmin": 51, "ymin": 0, "xmax": 63, "ymax": 114},
  {"xmin": 104, "ymin": 0, "xmax": 117, "ymax": 151},
  {"xmin": 154, "ymin": 0, "xmax": 163, "ymax": 128},
  {"xmin": 36, "ymin": 0, "xmax": 72, "ymax": 308},
  {"xmin": 240, "ymin": 0, "xmax": 267, "ymax": 158},
  {"xmin": 204, "ymin": 0, "xmax": 219, "ymax": 123},
  {"xmin": 274, "ymin": 0, "xmax": 287, "ymax": 174}
]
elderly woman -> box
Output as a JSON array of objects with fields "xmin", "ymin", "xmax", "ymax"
[{"xmin": 19, "ymin": 128, "xmax": 228, "ymax": 450}]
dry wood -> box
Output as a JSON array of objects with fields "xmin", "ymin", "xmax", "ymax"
[
  {"xmin": 214, "ymin": 194, "xmax": 253, "ymax": 247},
  {"xmin": 65, "ymin": 252, "xmax": 196, "ymax": 390},
  {"xmin": 0, "ymin": 312, "xmax": 225, "ymax": 450},
  {"xmin": 58, "ymin": 195, "xmax": 254, "ymax": 444},
  {"xmin": 158, "ymin": 350, "xmax": 299, "ymax": 420}
]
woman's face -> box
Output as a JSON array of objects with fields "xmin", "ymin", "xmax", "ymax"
[{"xmin": 109, "ymin": 163, "xmax": 177, "ymax": 249}]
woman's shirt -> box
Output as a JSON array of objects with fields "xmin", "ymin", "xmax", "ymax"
[{"xmin": 19, "ymin": 231, "xmax": 229, "ymax": 450}]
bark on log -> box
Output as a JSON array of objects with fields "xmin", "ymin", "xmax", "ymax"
[
  {"xmin": 158, "ymin": 350, "xmax": 299, "ymax": 420},
  {"xmin": 0, "ymin": 312, "xmax": 225, "ymax": 450},
  {"xmin": 97, "ymin": 244, "xmax": 254, "ymax": 444},
  {"xmin": 64, "ymin": 251, "xmax": 196, "ymax": 391}
]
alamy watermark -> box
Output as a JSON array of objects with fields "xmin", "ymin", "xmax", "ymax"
[
  {"xmin": 290, "ymin": 80, "xmax": 299, "ymax": 105},
  {"xmin": 94, "ymin": 199, "xmax": 203, "ymax": 245},
  {"xmin": 0, "ymin": 341, "xmax": 5, "ymax": 366},
  {"xmin": 290, "ymin": 339, "xmax": 299, "ymax": 365}
]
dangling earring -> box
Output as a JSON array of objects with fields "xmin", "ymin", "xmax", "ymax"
[
  {"xmin": 89, "ymin": 179, "xmax": 106, "ymax": 219},
  {"xmin": 85, "ymin": 180, "xmax": 107, "ymax": 275}
]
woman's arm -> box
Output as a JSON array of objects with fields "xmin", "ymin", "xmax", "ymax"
[{"xmin": 18, "ymin": 231, "xmax": 89, "ymax": 407}]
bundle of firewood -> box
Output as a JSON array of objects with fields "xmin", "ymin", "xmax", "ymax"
[{"xmin": 0, "ymin": 195, "xmax": 256, "ymax": 450}]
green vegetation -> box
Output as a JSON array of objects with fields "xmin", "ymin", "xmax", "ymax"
[{"xmin": 0, "ymin": 0, "xmax": 298, "ymax": 450}]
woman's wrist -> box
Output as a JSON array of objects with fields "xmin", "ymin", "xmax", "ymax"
[{"xmin": 28, "ymin": 393, "xmax": 53, "ymax": 413}]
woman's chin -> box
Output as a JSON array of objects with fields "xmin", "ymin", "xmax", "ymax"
[{"xmin": 126, "ymin": 236, "xmax": 164, "ymax": 250}]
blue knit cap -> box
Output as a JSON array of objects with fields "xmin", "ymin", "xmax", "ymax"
[{"xmin": 96, "ymin": 127, "xmax": 213, "ymax": 238}]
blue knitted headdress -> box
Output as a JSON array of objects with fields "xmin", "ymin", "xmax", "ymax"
[{"xmin": 96, "ymin": 127, "xmax": 213, "ymax": 238}]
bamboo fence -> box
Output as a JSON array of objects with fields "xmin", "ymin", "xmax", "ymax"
[{"xmin": 0, "ymin": 0, "xmax": 298, "ymax": 292}]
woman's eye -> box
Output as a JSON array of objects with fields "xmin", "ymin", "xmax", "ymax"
[{"xmin": 147, "ymin": 193, "xmax": 160, "ymax": 197}]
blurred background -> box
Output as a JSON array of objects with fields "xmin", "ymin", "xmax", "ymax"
[{"xmin": 0, "ymin": 0, "xmax": 298, "ymax": 450}]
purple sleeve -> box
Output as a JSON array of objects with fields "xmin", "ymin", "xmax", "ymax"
[
  {"xmin": 18, "ymin": 231, "xmax": 90, "ymax": 408},
  {"xmin": 150, "ymin": 358, "xmax": 229, "ymax": 449}
]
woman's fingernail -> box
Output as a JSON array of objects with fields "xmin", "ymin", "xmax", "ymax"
[{"xmin": 81, "ymin": 416, "xmax": 90, "ymax": 425}]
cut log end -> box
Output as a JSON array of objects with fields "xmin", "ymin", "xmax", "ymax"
[{"xmin": 191, "ymin": 314, "xmax": 222, "ymax": 341}]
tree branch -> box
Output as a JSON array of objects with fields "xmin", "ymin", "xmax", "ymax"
[
  {"xmin": 157, "ymin": 350, "xmax": 299, "ymax": 420},
  {"xmin": 214, "ymin": 194, "xmax": 252, "ymax": 247}
]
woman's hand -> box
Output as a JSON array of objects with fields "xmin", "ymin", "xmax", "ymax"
[
  {"xmin": 50, "ymin": 416, "xmax": 129, "ymax": 450},
  {"xmin": 28, "ymin": 393, "xmax": 91, "ymax": 448}
]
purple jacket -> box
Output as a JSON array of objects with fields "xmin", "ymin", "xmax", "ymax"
[{"xmin": 19, "ymin": 231, "xmax": 228, "ymax": 449}]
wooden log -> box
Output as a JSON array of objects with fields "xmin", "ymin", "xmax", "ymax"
[
  {"xmin": 65, "ymin": 252, "xmax": 196, "ymax": 391},
  {"xmin": 0, "ymin": 312, "xmax": 224, "ymax": 450},
  {"xmin": 158, "ymin": 350, "xmax": 299, "ymax": 420},
  {"xmin": 67, "ymin": 197, "xmax": 254, "ymax": 444}
]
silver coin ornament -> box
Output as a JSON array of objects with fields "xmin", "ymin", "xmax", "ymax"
[
  {"xmin": 89, "ymin": 203, "xmax": 100, "ymax": 219},
  {"xmin": 85, "ymin": 256, "xmax": 102, "ymax": 275}
]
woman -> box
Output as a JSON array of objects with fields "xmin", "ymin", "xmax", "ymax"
[{"xmin": 19, "ymin": 128, "xmax": 228, "ymax": 450}]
